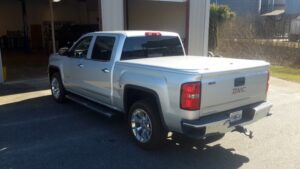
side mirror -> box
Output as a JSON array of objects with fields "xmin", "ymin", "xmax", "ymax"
[
  {"xmin": 208, "ymin": 51, "xmax": 222, "ymax": 58},
  {"xmin": 58, "ymin": 47, "xmax": 69, "ymax": 56},
  {"xmin": 66, "ymin": 41, "xmax": 73, "ymax": 48},
  {"xmin": 208, "ymin": 51, "xmax": 215, "ymax": 57}
]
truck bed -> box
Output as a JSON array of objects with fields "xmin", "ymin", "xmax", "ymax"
[
  {"xmin": 120, "ymin": 56, "xmax": 269, "ymax": 117},
  {"xmin": 120, "ymin": 56, "xmax": 269, "ymax": 75},
  {"xmin": 121, "ymin": 56, "xmax": 269, "ymax": 73}
]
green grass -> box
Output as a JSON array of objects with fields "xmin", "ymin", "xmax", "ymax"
[{"xmin": 270, "ymin": 65, "xmax": 300, "ymax": 83}]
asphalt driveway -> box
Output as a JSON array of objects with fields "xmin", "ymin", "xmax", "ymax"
[{"xmin": 0, "ymin": 77, "xmax": 299, "ymax": 169}]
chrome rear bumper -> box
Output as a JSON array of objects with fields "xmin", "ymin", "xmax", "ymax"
[{"xmin": 181, "ymin": 102, "xmax": 272, "ymax": 139}]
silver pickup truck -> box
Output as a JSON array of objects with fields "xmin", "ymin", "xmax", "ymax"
[{"xmin": 49, "ymin": 31, "xmax": 272, "ymax": 149}]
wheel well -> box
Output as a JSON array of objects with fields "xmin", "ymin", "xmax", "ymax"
[
  {"xmin": 124, "ymin": 85, "xmax": 162, "ymax": 113},
  {"xmin": 49, "ymin": 66, "xmax": 60, "ymax": 80},
  {"xmin": 124, "ymin": 85, "xmax": 167, "ymax": 129}
]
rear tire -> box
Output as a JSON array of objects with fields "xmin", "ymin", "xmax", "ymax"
[
  {"xmin": 128, "ymin": 100, "xmax": 166, "ymax": 150},
  {"xmin": 50, "ymin": 72, "xmax": 66, "ymax": 103}
]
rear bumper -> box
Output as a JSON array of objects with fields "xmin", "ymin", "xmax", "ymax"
[{"xmin": 181, "ymin": 102, "xmax": 272, "ymax": 139}]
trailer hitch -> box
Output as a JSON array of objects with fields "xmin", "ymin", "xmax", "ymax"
[{"xmin": 233, "ymin": 126, "xmax": 253, "ymax": 139}]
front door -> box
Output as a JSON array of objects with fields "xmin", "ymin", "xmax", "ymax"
[
  {"xmin": 64, "ymin": 36, "xmax": 93, "ymax": 95},
  {"xmin": 79, "ymin": 35, "xmax": 117, "ymax": 105}
]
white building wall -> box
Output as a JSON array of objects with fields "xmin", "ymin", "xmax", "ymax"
[
  {"xmin": 0, "ymin": 0, "xmax": 210, "ymax": 56},
  {"xmin": 101, "ymin": 0, "xmax": 124, "ymax": 30},
  {"xmin": 102, "ymin": 0, "xmax": 210, "ymax": 55},
  {"xmin": 188, "ymin": 0, "xmax": 210, "ymax": 56}
]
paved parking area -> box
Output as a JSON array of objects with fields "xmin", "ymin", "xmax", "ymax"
[{"xmin": 0, "ymin": 78, "xmax": 300, "ymax": 169}]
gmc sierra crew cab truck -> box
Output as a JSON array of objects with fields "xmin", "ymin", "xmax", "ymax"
[{"xmin": 49, "ymin": 31, "xmax": 272, "ymax": 149}]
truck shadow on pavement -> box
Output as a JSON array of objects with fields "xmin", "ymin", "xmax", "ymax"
[{"xmin": 0, "ymin": 95, "xmax": 249, "ymax": 169}]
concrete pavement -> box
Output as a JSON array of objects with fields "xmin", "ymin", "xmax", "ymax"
[{"xmin": 0, "ymin": 77, "xmax": 299, "ymax": 169}]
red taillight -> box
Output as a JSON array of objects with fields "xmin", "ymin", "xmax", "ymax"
[
  {"xmin": 266, "ymin": 71, "xmax": 270, "ymax": 95},
  {"xmin": 180, "ymin": 82, "xmax": 201, "ymax": 110},
  {"xmin": 145, "ymin": 32, "xmax": 161, "ymax": 36}
]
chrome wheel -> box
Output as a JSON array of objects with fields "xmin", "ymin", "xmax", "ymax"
[
  {"xmin": 131, "ymin": 109, "xmax": 152, "ymax": 143},
  {"xmin": 51, "ymin": 77, "xmax": 60, "ymax": 99}
]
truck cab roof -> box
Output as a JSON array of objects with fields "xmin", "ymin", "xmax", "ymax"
[{"xmin": 86, "ymin": 31, "xmax": 180, "ymax": 37}]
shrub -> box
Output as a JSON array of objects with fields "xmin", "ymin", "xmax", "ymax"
[{"xmin": 209, "ymin": 3, "xmax": 235, "ymax": 51}]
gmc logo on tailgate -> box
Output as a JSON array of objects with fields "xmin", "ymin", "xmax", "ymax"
[
  {"xmin": 233, "ymin": 86, "xmax": 246, "ymax": 94},
  {"xmin": 233, "ymin": 77, "xmax": 246, "ymax": 94}
]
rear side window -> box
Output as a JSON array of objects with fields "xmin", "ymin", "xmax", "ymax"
[
  {"xmin": 121, "ymin": 36, "xmax": 184, "ymax": 60},
  {"xmin": 91, "ymin": 36, "xmax": 116, "ymax": 61}
]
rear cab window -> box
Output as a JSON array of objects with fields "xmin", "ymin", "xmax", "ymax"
[{"xmin": 121, "ymin": 35, "xmax": 184, "ymax": 60}]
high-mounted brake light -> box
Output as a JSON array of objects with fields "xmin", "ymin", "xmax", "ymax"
[
  {"xmin": 145, "ymin": 32, "xmax": 161, "ymax": 36},
  {"xmin": 180, "ymin": 82, "xmax": 201, "ymax": 110},
  {"xmin": 266, "ymin": 71, "xmax": 270, "ymax": 95}
]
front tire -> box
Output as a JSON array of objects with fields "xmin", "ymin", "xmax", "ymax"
[
  {"xmin": 128, "ymin": 100, "xmax": 166, "ymax": 150},
  {"xmin": 50, "ymin": 73, "xmax": 66, "ymax": 103}
]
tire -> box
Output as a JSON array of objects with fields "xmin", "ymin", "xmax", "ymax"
[
  {"xmin": 50, "ymin": 72, "xmax": 66, "ymax": 103},
  {"xmin": 128, "ymin": 100, "xmax": 166, "ymax": 150}
]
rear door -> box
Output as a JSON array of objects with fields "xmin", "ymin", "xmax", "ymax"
[{"xmin": 78, "ymin": 35, "xmax": 118, "ymax": 105}]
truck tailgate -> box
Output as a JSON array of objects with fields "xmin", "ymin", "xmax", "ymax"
[{"xmin": 200, "ymin": 66, "xmax": 269, "ymax": 117}]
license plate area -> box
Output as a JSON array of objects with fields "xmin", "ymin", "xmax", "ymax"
[{"xmin": 229, "ymin": 110, "xmax": 243, "ymax": 123}]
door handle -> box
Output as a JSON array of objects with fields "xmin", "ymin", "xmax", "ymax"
[
  {"xmin": 78, "ymin": 64, "xmax": 84, "ymax": 68},
  {"xmin": 102, "ymin": 68, "xmax": 110, "ymax": 73}
]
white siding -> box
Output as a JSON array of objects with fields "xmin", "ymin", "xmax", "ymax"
[
  {"xmin": 188, "ymin": 0, "xmax": 210, "ymax": 55},
  {"xmin": 101, "ymin": 0, "xmax": 124, "ymax": 31}
]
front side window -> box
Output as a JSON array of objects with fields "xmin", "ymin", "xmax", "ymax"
[
  {"xmin": 91, "ymin": 36, "xmax": 116, "ymax": 61},
  {"xmin": 121, "ymin": 36, "xmax": 184, "ymax": 60},
  {"xmin": 69, "ymin": 36, "xmax": 93, "ymax": 58}
]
